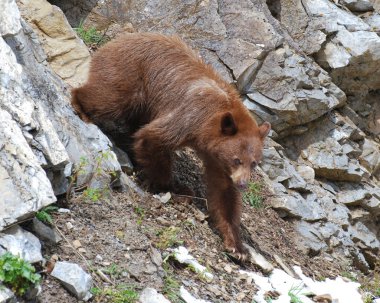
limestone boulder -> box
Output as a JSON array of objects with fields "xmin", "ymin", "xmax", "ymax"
[{"xmin": 17, "ymin": 0, "xmax": 91, "ymax": 87}]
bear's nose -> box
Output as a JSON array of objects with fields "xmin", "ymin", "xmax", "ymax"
[{"xmin": 238, "ymin": 181, "xmax": 248, "ymax": 190}]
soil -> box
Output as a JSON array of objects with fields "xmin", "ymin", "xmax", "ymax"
[{"xmin": 34, "ymin": 149, "xmax": 342, "ymax": 303}]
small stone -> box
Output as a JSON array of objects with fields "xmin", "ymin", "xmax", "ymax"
[
  {"xmin": 206, "ymin": 285, "xmax": 221, "ymax": 296},
  {"xmin": 156, "ymin": 217, "xmax": 171, "ymax": 226},
  {"xmin": 150, "ymin": 247, "xmax": 163, "ymax": 267},
  {"xmin": 223, "ymin": 264, "xmax": 232, "ymax": 274},
  {"xmin": 95, "ymin": 255, "xmax": 103, "ymax": 262},
  {"xmin": 78, "ymin": 248, "xmax": 87, "ymax": 254},
  {"xmin": 179, "ymin": 286, "xmax": 211, "ymax": 303},
  {"xmin": 58, "ymin": 208, "xmax": 71, "ymax": 213},
  {"xmin": 314, "ymin": 294, "xmax": 332, "ymax": 303},
  {"xmin": 153, "ymin": 192, "xmax": 171, "ymax": 203},
  {"xmin": 245, "ymin": 245, "xmax": 274, "ymax": 273},
  {"xmin": 51, "ymin": 261, "xmax": 92, "ymax": 301},
  {"xmin": 66, "ymin": 222, "xmax": 73, "ymax": 230},
  {"xmin": 236, "ymin": 292, "xmax": 245, "ymax": 301},
  {"xmin": 72, "ymin": 240, "xmax": 82, "ymax": 249},
  {"xmin": 139, "ymin": 287, "xmax": 170, "ymax": 303}
]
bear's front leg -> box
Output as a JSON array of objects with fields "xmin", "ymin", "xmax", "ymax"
[{"xmin": 204, "ymin": 160, "xmax": 249, "ymax": 260}]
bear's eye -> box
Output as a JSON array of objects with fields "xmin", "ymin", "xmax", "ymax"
[
  {"xmin": 251, "ymin": 161, "xmax": 258, "ymax": 169},
  {"xmin": 234, "ymin": 158, "xmax": 242, "ymax": 166}
]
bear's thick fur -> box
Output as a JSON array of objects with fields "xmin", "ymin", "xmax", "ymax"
[{"xmin": 72, "ymin": 33, "xmax": 271, "ymax": 258}]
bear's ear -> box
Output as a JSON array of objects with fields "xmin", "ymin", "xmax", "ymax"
[
  {"xmin": 221, "ymin": 112, "xmax": 237, "ymax": 136},
  {"xmin": 259, "ymin": 121, "xmax": 271, "ymax": 138}
]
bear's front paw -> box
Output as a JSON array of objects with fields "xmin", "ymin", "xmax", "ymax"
[{"xmin": 224, "ymin": 241, "xmax": 250, "ymax": 261}]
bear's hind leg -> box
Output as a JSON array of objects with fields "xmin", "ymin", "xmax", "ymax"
[{"xmin": 133, "ymin": 119, "xmax": 175, "ymax": 192}]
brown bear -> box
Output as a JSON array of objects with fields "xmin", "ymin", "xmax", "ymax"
[{"xmin": 71, "ymin": 33, "xmax": 271, "ymax": 259}]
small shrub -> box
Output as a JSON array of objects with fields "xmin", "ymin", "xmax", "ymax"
[
  {"xmin": 133, "ymin": 206, "xmax": 145, "ymax": 226},
  {"xmin": 36, "ymin": 205, "xmax": 59, "ymax": 224},
  {"xmin": 0, "ymin": 252, "xmax": 41, "ymax": 296},
  {"xmin": 242, "ymin": 181, "xmax": 264, "ymax": 208},
  {"xmin": 74, "ymin": 21, "xmax": 107, "ymax": 46},
  {"xmin": 156, "ymin": 226, "xmax": 183, "ymax": 249},
  {"xmin": 83, "ymin": 187, "xmax": 103, "ymax": 202},
  {"xmin": 91, "ymin": 284, "xmax": 138, "ymax": 303}
]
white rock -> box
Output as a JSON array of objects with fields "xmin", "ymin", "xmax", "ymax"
[
  {"xmin": 0, "ymin": 286, "xmax": 16, "ymax": 303},
  {"xmin": 0, "ymin": 0, "xmax": 21, "ymax": 36},
  {"xmin": 139, "ymin": 288, "xmax": 170, "ymax": 303},
  {"xmin": 51, "ymin": 261, "xmax": 92, "ymax": 301},
  {"xmin": 245, "ymin": 245, "xmax": 274, "ymax": 273},
  {"xmin": 0, "ymin": 225, "xmax": 42, "ymax": 264},
  {"xmin": 171, "ymin": 246, "xmax": 213, "ymax": 281},
  {"xmin": 179, "ymin": 286, "xmax": 212, "ymax": 303},
  {"xmin": 304, "ymin": 0, "xmax": 370, "ymax": 31}
]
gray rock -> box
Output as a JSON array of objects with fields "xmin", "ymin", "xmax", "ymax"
[
  {"xmin": 139, "ymin": 288, "xmax": 170, "ymax": 303},
  {"xmin": 51, "ymin": 261, "xmax": 92, "ymax": 301},
  {"xmin": 0, "ymin": 225, "xmax": 42, "ymax": 264},
  {"xmin": 271, "ymin": 191, "xmax": 327, "ymax": 222},
  {"xmin": 31, "ymin": 217, "xmax": 62, "ymax": 244},
  {"xmin": 247, "ymin": 48, "xmax": 345, "ymax": 132},
  {"xmin": 301, "ymin": 138, "xmax": 366, "ymax": 182},
  {"xmin": 359, "ymin": 138, "xmax": 380, "ymax": 175},
  {"xmin": 350, "ymin": 222, "xmax": 380, "ymax": 251},
  {"xmin": 295, "ymin": 221, "xmax": 328, "ymax": 255},
  {"xmin": 340, "ymin": 0, "xmax": 374, "ymax": 12},
  {"xmin": 0, "ymin": 286, "xmax": 16, "ymax": 303},
  {"xmin": 364, "ymin": 13, "xmax": 380, "ymax": 32},
  {"xmin": 296, "ymin": 165, "xmax": 315, "ymax": 182},
  {"xmin": 336, "ymin": 189, "xmax": 370, "ymax": 205}
]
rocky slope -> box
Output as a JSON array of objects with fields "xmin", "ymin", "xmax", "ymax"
[
  {"xmin": 0, "ymin": 0, "xmax": 379, "ymax": 302},
  {"xmin": 50, "ymin": 0, "xmax": 380, "ymax": 271}
]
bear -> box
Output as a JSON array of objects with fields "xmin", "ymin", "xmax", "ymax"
[{"xmin": 71, "ymin": 32, "xmax": 271, "ymax": 259}]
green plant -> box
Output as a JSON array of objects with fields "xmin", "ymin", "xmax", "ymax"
[
  {"xmin": 91, "ymin": 284, "xmax": 138, "ymax": 303},
  {"xmin": 104, "ymin": 263, "xmax": 122, "ymax": 278},
  {"xmin": 341, "ymin": 271, "xmax": 357, "ymax": 282},
  {"xmin": 83, "ymin": 187, "xmax": 103, "ymax": 202},
  {"xmin": 0, "ymin": 252, "xmax": 41, "ymax": 296},
  {"xmin": 74, "ymin": 21, "xmax": 108, "ymax": 46},
  {"xmin": 133, "ymin": 206, "xmax": 145, "ymax": 226},
  {"xmin": 288, "ymin": 284, "xmax": 305, "ymax": 303},
  {"xmin": 67, "ymin": 150, "xmax": 117, "ymax": 202},
  {"xmin": 156, "ymin": 226, "xmax": 183, "ymax": 249},
  {"xmin": 162, "ymin": 264, "xmax": 184, "ymax": 303},
  {"xmin": 36, "ymin": 205, "xmax": 59, "ymax": 224},
  {"xmin": 242, "ymin": 181, "xmax": 264, "ymax": 208}
]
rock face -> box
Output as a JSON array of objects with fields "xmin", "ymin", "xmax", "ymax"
[
  {"xmin": 1, "ymin": 0, "xmax": 379, "ymax": 274},
  {"xmin": 0, "ymin": 0, "xmax": 121, "ymax": 231}
]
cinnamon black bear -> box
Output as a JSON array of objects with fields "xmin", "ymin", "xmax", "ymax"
[{"xmin": 72, "ymin": 33, "xmax": 271, "ymax": 258}]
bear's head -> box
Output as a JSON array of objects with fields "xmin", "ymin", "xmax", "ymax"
[{"xmin": 208, "ymin": 111, "xmax": 271, "ymax": 190}]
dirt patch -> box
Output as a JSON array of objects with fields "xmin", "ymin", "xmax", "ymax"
[{"xmin": 35, "ymin": 149, "xmax": 342, "ymax": 302}]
